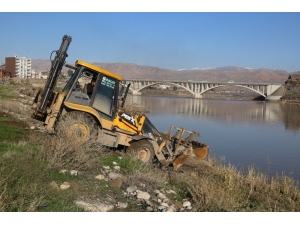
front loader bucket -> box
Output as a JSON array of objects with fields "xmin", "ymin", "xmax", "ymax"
[
  {"xmin": 172, "ymin": 147, "xmax": 193, "ymax": 170},
  {"xmin": 192, "ymin": 141, "xmax": 209, "ymax": 160}
]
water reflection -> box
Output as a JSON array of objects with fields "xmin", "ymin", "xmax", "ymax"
[
  {"xmin": 126, "ymin": 95, "xmax": 300, "ymax": 181},
  {"xmin": 127, "ymin": 95, "xmax": 300, "ymax": 132},
  {"xmin": 281, "ymin": 103, "xmax": 300, "ymax": 133}
]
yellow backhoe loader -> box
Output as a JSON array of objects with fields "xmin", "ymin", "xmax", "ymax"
[{"xmin": 31, "ymin": 35, "xmax": 209, "ymax": 170}]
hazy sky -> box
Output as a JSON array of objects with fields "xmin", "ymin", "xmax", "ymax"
[{"xmin": 1, "ymin": 3, "xmax": 300, "ymax": 72}]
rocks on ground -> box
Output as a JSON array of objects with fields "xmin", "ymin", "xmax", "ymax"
[{"xmin": 51, "ymin": 164, "xmax": 195, "ymax": 212}]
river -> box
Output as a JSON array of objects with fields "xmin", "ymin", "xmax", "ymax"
[{"xmin": 126, "ymin": 95, "xmax": 300, "ymax": 182}]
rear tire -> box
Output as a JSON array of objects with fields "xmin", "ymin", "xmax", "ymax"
[
  {"xmin": 55, "ymin": 111, "xmax": 98, "ymax": 144},
  {"xmin": 128, "ymin": 139, "xmax": 155, "ymax": 164}
]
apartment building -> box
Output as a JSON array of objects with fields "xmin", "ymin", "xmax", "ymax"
[
  {"xmin": 5, "ymin": 56, "xmax": 32, "ymax": 78},
  {"xmin": 0, "ymin": 63, "xmax": 4, "ymax": 78}
]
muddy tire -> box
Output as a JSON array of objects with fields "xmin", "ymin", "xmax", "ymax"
[
  {"xmin": 55, "ymin": 111, "xmax": 98, "ymax": 144},
  {"xmin": 128, "ymin": 140, "xmax": 154, "ymax": 164}
]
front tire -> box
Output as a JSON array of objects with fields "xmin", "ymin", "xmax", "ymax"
[{"xmin": 127, "ymin": 139, "xmax": 155, "ymax": 164}]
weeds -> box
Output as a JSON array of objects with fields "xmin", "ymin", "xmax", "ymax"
[
  {"xmin": 124, "ymin": 164, "xmax": 167, "ymax": 190},
  {"xmin": 0, "ymin": 147, "xmax": 85, "ymax": 212},
  {"xmin": 37, "ymin": 135, "xmax": 104, "ymax": 172},
  {"xmin": 0, "ymin": 121, "xmax": 26, "ymax": 141},
  {"xmin": 0, "ymin": 100, "xmax": 24, "ymax": 115},
  {"xmin": 170, "ymin": 156, "xmax": 300, "ymax": 212},
  {"xmin": 1, "ymin": 124, "xmax": 300, "ymax": 211},
  {"xmin": 0, "ymin": 150, "xmax": 44, "ymax": 211}
]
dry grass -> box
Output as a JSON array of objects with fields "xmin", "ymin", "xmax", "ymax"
[
  {"xmin": 26, "ymin": 111, "xmax": 105, "ymax": 171},
  {"xmin": 38, "ymin": 136, "xmax": 90, "ymax": 170},
  {"xmin": 32, "ymin": 134, "xmax": 104, "ymax": 172},
  {"xmin": 2, "ymin": 127, "xmax": 300, "ymax": 212},
  {"xmin": 170, "ymin": 156, "xmax": 300, "ymax": 212},
  {"xmin": 0, "ymin": 168, "xmax": 9, "ymax": 211},
  {"xmin": 0, "ymin": 100, "xmax": 26, "ymax": 115},
  {"xmin": 123, "ymin": 162, "xmax": 168, "ymax": 190}
]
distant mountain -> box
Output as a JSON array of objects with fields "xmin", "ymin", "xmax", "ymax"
[
  {"xmin": 31, "ymin": 60, "xmax": 289, "ymax": 83},
  {"xmin": 31, "ymin": 59, "xmax": 53, "ymax": 72}
]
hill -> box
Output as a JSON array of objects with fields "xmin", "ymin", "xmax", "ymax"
[{"xmin": 31, "ymin": 59, "xmax": 290, "ymax": 83}]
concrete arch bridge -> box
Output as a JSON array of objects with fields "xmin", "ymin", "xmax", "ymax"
[{"xmin": 123, "ymin": 80, "xmax": 284, "ymax": 100}]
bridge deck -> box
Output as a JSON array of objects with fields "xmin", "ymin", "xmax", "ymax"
[{"xmin": 123, "ymin": 80, "xmax": 283, "ymax": 99}]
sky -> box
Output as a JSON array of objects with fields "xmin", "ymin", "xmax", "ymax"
[{"xmin": 1, "ymin": 1, "xmax": 300, "ymax": 73}]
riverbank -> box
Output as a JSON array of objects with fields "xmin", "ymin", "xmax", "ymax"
[
  {"xmin": 1, "ymin": 81, "xmax": 300, "ymax": 212},
  {"xmin": 280, "ymin": 72, "xmax": 300, "ymax": 103}
]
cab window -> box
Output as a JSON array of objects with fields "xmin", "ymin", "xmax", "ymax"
[{"xmin": 92, "ymin": 75, "xmax": 117, "ymax": 117}]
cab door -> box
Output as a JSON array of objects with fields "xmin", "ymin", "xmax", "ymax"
[{"xmin": 91, "ymin": 75, "xmax": 118, "ymax": 120}]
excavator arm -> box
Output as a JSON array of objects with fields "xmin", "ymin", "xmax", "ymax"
[{"xmin": 32, "ymin": 35, "xmax": 72, "ymax": 120}]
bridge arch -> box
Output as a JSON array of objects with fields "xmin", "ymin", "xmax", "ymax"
[
  {"xmin": 124, "ymin": 80, "xmax": 280, "ymax": 99},
  {"xmin": 128, "ymin": 81, "xmax": 195, "ymax": 96},
  {"xmin": 199, "ymin": 84, "xmax": 266, "ymax": 97},
  {"xmin": 234, "ymin": 85, "xmax": 266, "ymax": 97}
]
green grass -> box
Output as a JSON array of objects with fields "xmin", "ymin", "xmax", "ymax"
[
  {"xmin": 99, "ymin": 153, "xmax": 143, "ymax": 173},
  {"xmin": 0, "ymin": 114, "xmax": 84, "ymax": 211},
  {"xmin": 0, "ymin": 149, "xmax": 85, "ymax": 212},
  {"xmin": 0, "ymin": 142, "xmax": 31, "ymax": 155},
  {"xmin": 0, "ymin": 119, "xmax": 136, "ymax": 211},
  {"xmin": 0, "ymin": 122, "xmax": 25, "ymax": 141},
  {"xmin": 0, "ymin": 117, "xmax": 11, "ymax": 122},
  {"xmin": 0, "ymin": 84, "xmax": 27, "ymax": 100},
  {"xmin": 0, "ymin": 86, "xmax": 16, "ymax": 99}
]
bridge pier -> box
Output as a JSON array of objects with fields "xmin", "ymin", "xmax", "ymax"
[
  {"xmin": 265, "ymin": 85, "xmax": 285, "ymax": 101},
  {"xmin": 194, "ymin": 93, "xmax": 202, "ymax": 99},
  {"xmin": 132, "ymin": 90, "xmax": 142, "ymax": 95}
]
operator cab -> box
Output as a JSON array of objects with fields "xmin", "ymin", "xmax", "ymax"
[{"xmin": 63, "ymin": 60, "xmax": 125, "ymax": 121}]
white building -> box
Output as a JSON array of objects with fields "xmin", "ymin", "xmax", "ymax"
[{"xmin": 5, "ymin": 56, "xmax": 32, "ymax": 78}]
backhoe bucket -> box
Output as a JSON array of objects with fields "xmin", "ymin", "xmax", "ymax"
[
  {"xmin": 192, "ymin": 141, "xmax": 209, "ymax": 159},
  {"xmin": 172, "ymin": 147, "xmax": 193, "ymax": 170},
  {"xmin": 172, "ymin": 142, "xmax": 209, "ymax": 170}
]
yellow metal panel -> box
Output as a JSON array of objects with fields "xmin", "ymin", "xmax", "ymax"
[
  {"xmin": 117, "ymin": 133, "xmax": 132, "ymax": 146},
  {"xmin": 113, "ymin": 113, "xmax": 138, "ymax": 133},
  {"xmin": 75, "ymin": 60, "xmax": 124, "ymax": 81},
  {"xmin": 63, "ymin": 101, "xmax": 113, "ymax": 130},
  {"xmin": 45, "ymin": 92, "xmax": 65, "ymax": 132},
  {"xmin": 135, "ymin": 114, "xmax": 145, "ymax": 132},
  {"xmin": 112, "ymin": 113, "xmax": 145, "ymax": 135}
]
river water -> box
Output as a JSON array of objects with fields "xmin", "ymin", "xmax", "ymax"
[{"xmin": 126, "ymin": 95, "xmax": 300, "ymax": 182}]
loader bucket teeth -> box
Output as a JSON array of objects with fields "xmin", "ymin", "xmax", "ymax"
[
  {"xmin": 172, "ymin": 147, "xmax": 193, "ymax": 170},
  {"xmin": 192, "ymin": 142, "xmax": 209, "ymax": 160}
]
